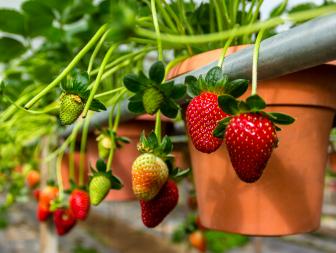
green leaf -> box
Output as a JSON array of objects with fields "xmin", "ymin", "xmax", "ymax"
[
  {"xmin": 35, "ymin": 0, "xmax": 72, "ymax": 12},
  {"xmin": 129, "ymin": 93, "xmax": 143, "ymax": 102},
  {"xmin": 160, "ymin": 135, "xmax": 173, "ymax": 154},
  {"xmin": 123, "ymin": 73, "xmax": 144, "ymax": 93},
  {"xmin": 147, "ymin": 132, "xmax": 158, "ymax": 149},
  {"xmin": 185, "ymin": 75, "xmax": 200, "ymax": 97},
  {"xmin": 267, "ymin": 112, "xmax": 295, "ymax": 125},
  {"xmin": 171, "ymin": 168, "xmax": 191, "ymax": 182},
  {"xmin": 96, "ymin": 159, "xmax": 107, "ymax": 172},
  {"xmin": 238, "ymin": 101, "xmax": 250, "ymax": 112},
  {"xmin": 213, "ymin": 117, "xmax": 232, "ymax": 138},
  {"xmin": 160, "ymin": 98, "xmax": 179, "ymax": 118},
  {"xmin": 0, "ymin": 9, "xmax": 25, "ymax": 35},
  {"xmin": 171, "ymin": 84, "xmax": 186, "ymax": 99},
  {"xmin": 89, "ymin": 99, "xmax": 106, "ymax": 112},
  {"xmin": 22, "ymin": 0, "xmax": 55, "ymax": 37},
  {"xmin": 128, "ymin": 101, "xmax": 145, "ymax": 114},
  {"xmin": 110, "ymin": 175, "xmax": 123, "ymax": 190},
  {"xmin": 0, "ymin": 37, "xmax": 26, "ymax": 62},
  {"xmin": 160, "ymin": 81, "xmax": 174, "ymax": 97},
  {"xmin": 149, "ymin": 61, "xmax": 165, "ymax": 84},
  {"xmin": 215, "ymin": 75, "xmax": 229, "ymax": 88},
  {"xmin": 218, "ymin": 95, "xmax": 239, "ymax": 115},
  {"xmin": 205, "ymin": 66, "xmax": 222, "ymax": 87},
  {"xmin": 246, "ymin": 95, "xmax": 266, "ymax": 111},
  {"xmin": 225, "ymin": 79, "xmax": 249, "ymax": 98}
]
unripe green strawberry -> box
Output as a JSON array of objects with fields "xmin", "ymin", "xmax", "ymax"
[
  {"xmin": 89, "ymin": 174, "xmax": 111, "ymax": 206},
  {"xmin": 59, "ymin": 93, "xmax": 84, "ymax": 125},
  {"xmin": 132, "ymin": 153, "xmax": 168, "ymax": 201},
  {"xmin": 143, "ymin": 87, "xmax": 164, "ymax": 115}
]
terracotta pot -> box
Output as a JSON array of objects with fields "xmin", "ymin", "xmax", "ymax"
[
  {"xmin": 168, "ymin": 47, "xmax": 336, "ymax": 236},
  {"xmin": 61, "ymin": 153, "xmax": 89, "ymax": 190},
  {"xmin": 328, "ymin": 152, "xmax": 336, "ymax": 173},
  {"xmin": 86, "ymin": 116, "xmax": 174, "ymax": 201}
]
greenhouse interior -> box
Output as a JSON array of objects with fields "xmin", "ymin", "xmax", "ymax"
[{"xmin": 0, "ymin": 0, "xmax": 336, "ymax": 252}]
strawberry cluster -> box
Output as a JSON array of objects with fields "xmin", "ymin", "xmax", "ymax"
[
  {"xmin": 132, "ymin": 132, "xmax": 189, "ymax": 228},
  {"xmin": 34, "ymin": 181, "xmax": 91, "ymax": 236},
  {"xmin": 185, "ymin": 67, "xmax": 295, "ymax": 183}
]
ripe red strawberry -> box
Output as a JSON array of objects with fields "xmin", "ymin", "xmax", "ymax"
[
  {"xmin": 37, "ymin": 204, "xmax": 51, "ymax": 222},
  {"xmin": 140, "ymin": 179, "xmax": 179, "ymax": 228},
  {"xmin": 39, "ymin": 185, "xmax": 58, "ymax": 209},
  {"xmin": 53, "ymin": 208, "xmax": 77, "ymax": 236},
  {"xmin": 225, "ymin": 113, "xmax": 278, "ymax": 183},
  {"xmin": 132, "ymin": 153, "xmax": 169, "ymax": 201},
  {"xmin": 33, "ymin": 189, "xmax": 40, "ymax": 201},
  {"xmin": 186, "ymin": 92, "xmax": 229, "ymax": 153},
  {"xmin": 69, "ymin": 189, "xmax": 90, "ymax": 220}
]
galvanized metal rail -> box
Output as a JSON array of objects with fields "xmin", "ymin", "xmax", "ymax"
[{"xmin": 63, "ymin": 13, "xmax": 336, "ymax": 136}]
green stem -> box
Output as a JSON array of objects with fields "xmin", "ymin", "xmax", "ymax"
[
  {"xmin": 82, "ymin": 44, "xmax": 118, "ymax": 117},
  {"xmin": 56, "ymin": 151, "xmax": 65, "ymax": 200},
  {"xmin": 154, "ymin": 111, "xmax": 161, "ymax": 144},
  {"xmin": 87, "ymin": 29, "xmax": 111, "ymax": 74},
  {"xmin": 151, "ymin": 0, "xmax": 163, "ymax": 61},
  {"xmin": 79, "ymin": 112, "xmax": 92, "ymax": 186},
  {"xmin": 25, "ymin": 24, "xmax": 108, "ymax": 109},
  {"xmin": 165, "ymin": 55, "xmax": 189, "ymax": 79},
  {"xmin": 213, "ymin": 0, "xmax": 224, "ymax": 32},
  {"xmin": 69, "ymin": 124, "xmax": 80, "ymax": 182},
  {"xmin": 155, "ymin": 0, "xmax": 178, "ymax": 32},
  {"xmin": 252, "ymin": 29, "xmax": 265, "ymax": 95},
  {"xmin": 135, "ymin": 6, "xmax": 336, "ymax": 44},
  {"xmin": 217, "ymin": 26, "xmax": 238, "ymax": 68},
  {"xmin": 94, "ymin": 87, "xmax": 125, "ymax": 99}
]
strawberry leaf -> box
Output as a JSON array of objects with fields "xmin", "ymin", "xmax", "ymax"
[
  {"xmin": 161, "ymin": 81, "xmax": 174, "ymax": 97},
  {"xmin": 205, "ymin": 66, "xmax": 222, "ymax": 87},
  {"xmin": 185, "ymin": 75, "xmax": 200, "ymax": 98},
  {"xmin": 218, "ymin": 95, "xmax": 239, "ymax": 115},
  {"xmin": 160, "ymin": 135, "xmax": 173, "ymax": 154},
  {"xmin": 123, "ymin": 73, "xmax": 144, "ymax": 92},
  {"xmin": 149, "ymin": 61, "xmax": 165, "ymax": 84},
  {"xmin": 160, "ymin": 98, "xmax": 179, "ymax": 118},
  {"xmin": 246, "ymin": 95, "xmax": 266, "ymax": 111},
  {"xmin": 225, "ymin": 79, "xmax": 248, "ymax": 98},
  {"xmin": 89, "ymin": 98, "xmax": 106, "ymax": 111},
  {"xmin": 267, "ymin": 112, "xmax": 295, "ymax": 125},
  {"xmin": 170, "ymin": 168, "xmax": 191, "ymax": 182},
  {"xmin": 110, "ymin": 175, "xmax": 123, "ymax": 190},
  {"xmin": 171, "ymin": 84, "xmax": 186, "ymax": 99},
  {"xmin": 147, "ymin": 131, "xmax": 159, "ymax": 149},
  {"xmin": 213, "ymin": 116, "xmax": 232, "ymax": 138},
  {"xmin": 96, "ymin": 159, "xmax": 107, "ymax": 172}
]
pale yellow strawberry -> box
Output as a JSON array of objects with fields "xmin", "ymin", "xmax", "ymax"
[{"xmin": 132, "ymin": 153, "xmax": 168, "ymax": 201}]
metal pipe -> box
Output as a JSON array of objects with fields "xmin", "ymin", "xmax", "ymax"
[
  {"xmin": 63, "ymin": 14, "xmax": 336, "ymax": 136},
  {"xmin": 171, "ymin": 13, "xmax": 336, "ymax": 83}
]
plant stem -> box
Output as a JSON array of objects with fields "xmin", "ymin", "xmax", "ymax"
[
  {"xmin": 155, "ymin": 111, "xmax": 161, "ymax": 144},
  {"xmin": 151, "ymin": 0, "xmax": 163, "ymax": 61},
  {"xmin": 135, "ymin": 6, "xmax": 336, "ymax": 44},
  {"xmin": 155, "ymin": 0, "xmax": 178, "ymax": 32},
  {"xmin": 94, "ymin": 87, "xmax": 126, "ymax": 99},
  {"xmin": 87, "ymin": 29, "xmax": 111, "ymax": 74},
  {"xmin": 165, "ymin": 55, "xmax": 189, "ymax": 79},
  {"xmin": 69, "ymin": 124, "xmax": 80, "ymax": 182},
  {"xmin": 82, "ymin": 44, "xmax": 118, "ymax": 117},
  {"xmin": 79, "ymin": 112, "xmax": 92, "ymax": 186},
  {"xmin": 217, "ymin": 26, "xmax": 238, "ymax": 68},
  {"xmin": 56, "ymin": 151, "xmax": 64, "ymax": 201},
  {"xmin": 25, "ymin": 24, "xmax": 108, "ymax": 109},
  {"xmin": 252, "ymin": 29, "xmax": 265, "ymax": 95}
]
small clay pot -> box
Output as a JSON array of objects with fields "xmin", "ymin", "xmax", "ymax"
[{"xmin": 168, "ymin": 47, "xmax": 336, "ymax": 236}]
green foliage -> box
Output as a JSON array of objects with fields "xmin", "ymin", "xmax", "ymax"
[{"xmin": 204, "ymin": 231, "xmax": 249, "ymax": 253}]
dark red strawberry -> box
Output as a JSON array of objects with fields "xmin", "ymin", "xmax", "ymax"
[
  {"xmin": 69, "ymin": 189, "xmax": 90, "ymax": 220},
  {"xmin": 225, "ymin": 113, "xmax": 278, "ymax": 182},
  {"xmin": 37, "ymin": 204, "xmax": 51, "ymax": 222},
  {"xmin": 186, "ymin": 92, "xmax": 228, "ymax": 153},
  {"xmin": 140, "ymin": 179, "xmax": 179, "ymax": 228},
  {"xmin": 53, "ymin": 208, "xmax": 77, "ymax": 236},
  {"xmin": 33, "ymin": 189, "xmax": 40, "ymax": 201}
]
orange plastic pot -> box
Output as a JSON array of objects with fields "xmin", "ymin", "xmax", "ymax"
[{"xmin": 168, "ymin": 47, "xmax": 336, "ymax": 236}]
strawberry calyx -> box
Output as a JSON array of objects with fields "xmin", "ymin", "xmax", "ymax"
[
  {"xmin": 185, "ymin": 66, "xmax": 248, "ymax": 98},
  {"xmin": 213, "ymin": 94, "xmax": 295, "ymax": 138},
  {"xmin": 60, "ymin": 69, "xmax": 106, "ymax": 112},
  {"xmin": 124, "ymin": 61, "xmax": 186, "ymax": 118},
  {"xmin": 89, "ymin": 159, "xmax": 123, "ymax": 190},
  {"xmin": 137, "ymin": 131, "xmax": 191, "ymax": 181}
]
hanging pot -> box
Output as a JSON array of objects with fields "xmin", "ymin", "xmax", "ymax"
[{"xmin": 168, "ymin": 47, "xmax": 336, "ymax": 236}]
